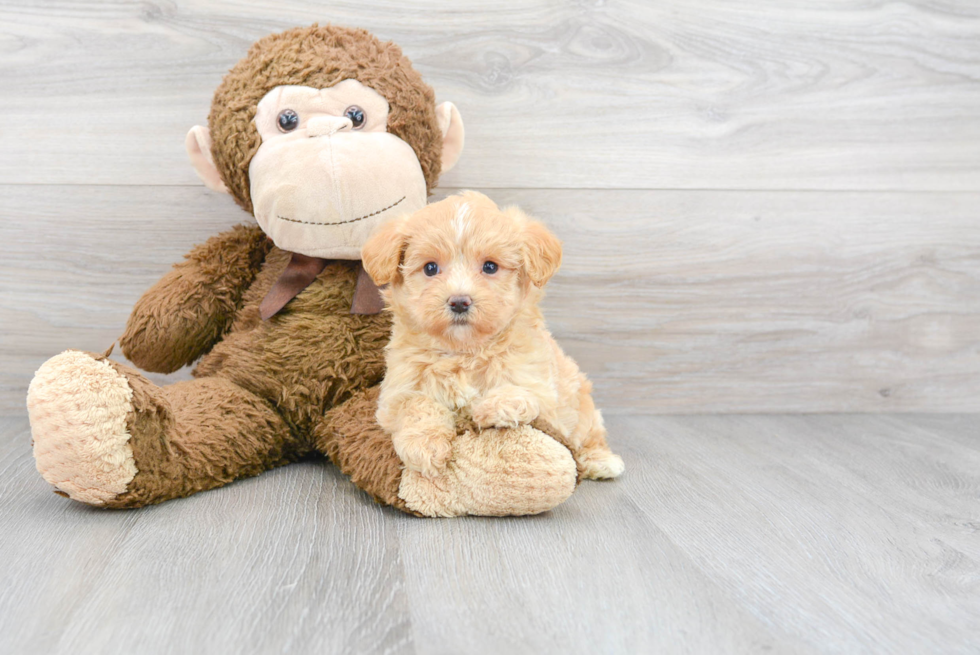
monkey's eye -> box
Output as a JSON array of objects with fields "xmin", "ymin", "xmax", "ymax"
[
  {"xmin": 482, "ymin": 261, "xmax": 499, "ymax": 275},
  {"xmin": 344, "ymin": 105, "xmax": 366, "ymax": 130},
  {"xmin": 423, "ymin": 262, "xmax": 439, "ymax": 277},
  {"xmin": 277, "ymin": 109, "xmax": 299, "ymax": 133}
]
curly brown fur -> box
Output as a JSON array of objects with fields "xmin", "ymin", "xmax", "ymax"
[
  {"xmin": 101, "ymin": 356, "xmax": 300, "ymax": 508},
  {"xmin": 111, "ymin": 237, "xmax": 392, "ymax": 508},
  {"xmin": 120, "ymin": 225, "xmax": 272, "ymax": 373},
  {"xmin": 209, "ymin": 24, "xmax": 444, "ymax": 213},
  {"xmin": 315, "ymin": 387, "xmax": 417, "ymax": 514},
  {"xmin": 192, "ymin": 249, "xmax": 392, "ymax": 432}
]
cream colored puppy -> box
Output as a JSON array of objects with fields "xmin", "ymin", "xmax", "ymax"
[{"xmin": 362, "ymin": 191, "xmax": 624, "ymax": 481}]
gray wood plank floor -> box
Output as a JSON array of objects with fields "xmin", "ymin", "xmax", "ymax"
[{"xmin": 1, "ymin": 414, "xmax": 977, "ymax": 655}]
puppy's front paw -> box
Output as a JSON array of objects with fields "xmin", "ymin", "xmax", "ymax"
[
  {"xmin": 577, "ymin": 448, "xmax": 625, "ymax": 480},
  {"xmin": 471, "ymin": 388, "xmax": 540, "ymax": 429},
  {"xmin": 392, "ymin": 428, "xmax": 454, "ymax": 479}
]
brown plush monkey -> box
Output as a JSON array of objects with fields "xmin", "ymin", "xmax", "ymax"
[{"xmin": 26, "ymin": 25, "xmax": 577, "ymax": 516}]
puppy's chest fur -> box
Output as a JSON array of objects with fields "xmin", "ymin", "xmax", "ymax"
[
  {"xmin": 402, "ymin": 338, "xmax": 557, "ymax": 416},
  {"xmin": 425, "ymin": 360, "xmax": 482, "ymax": 414}
]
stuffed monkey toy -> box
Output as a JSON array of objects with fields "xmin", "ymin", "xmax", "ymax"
[{"xmin": 25, "ymin": 25, "xmax": 578, "ymax": 517}]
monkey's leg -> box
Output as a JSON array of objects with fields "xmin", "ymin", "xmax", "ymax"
[
  {"xmin": 314, "ymin": 387, "xmax": 578, "ymax": 517},
  {"xmin": 27, "ymin": 350, "xmax": 298, "ymax": 508}
]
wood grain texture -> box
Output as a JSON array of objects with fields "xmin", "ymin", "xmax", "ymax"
[
  {"xmin": 2, "ymin": 413, "xmax": 978, "ymax": 654},
  {"xmin": 516, "ymin": 188, "xmax": 980, "ymax": 413},
  {"xmin": 1, "ymin": 0, "xmax": 979, "ymax": 190},
  {"xmin": 0, "ymin": 419, "xmax": 414, "ymax": 655},
  {"xmin": 3, "ymin": 184, "xmax": 978, "ymax": 414}
]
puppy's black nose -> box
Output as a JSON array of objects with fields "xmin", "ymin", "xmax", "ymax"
[{"xmin": 448, "ymin": 295, "xmax": 472, "ymax": 314}]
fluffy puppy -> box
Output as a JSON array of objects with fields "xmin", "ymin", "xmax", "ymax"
[{"xmin": 362, "ymin": 191, "xmax": 624, "ymax": 481}]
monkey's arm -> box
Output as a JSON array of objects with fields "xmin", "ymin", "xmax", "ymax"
[{"xmin": 119, "ymin": 224, "xmax": 271, "ymax": 373}]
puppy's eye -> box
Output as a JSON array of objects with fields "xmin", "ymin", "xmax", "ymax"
[
  {"xmin": 344, "ymin": 105, "xmax": 366, "ymax": 130},
  {"xmin": 423, "ymin": 262, "xmax": 439, "ymax": 277},
  {"xmin": 277, "ymin": 109, "xmax": 299, "ymax": 132},
  {"xmin": 482, "ymin": 261, "xmax": 499, "ymax": 275}
]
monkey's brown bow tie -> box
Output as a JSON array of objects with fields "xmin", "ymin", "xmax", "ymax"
[{"xmin": 259, "ymin": 252, "xmax": 384, "ymax": 320}]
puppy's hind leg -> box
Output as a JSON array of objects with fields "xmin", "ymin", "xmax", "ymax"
[{"xmin": 572, "ymin": 392, "xmax": 624, "ymax": 480}]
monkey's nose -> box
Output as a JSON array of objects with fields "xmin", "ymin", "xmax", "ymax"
[
  {"xmin": 307, "ymin": 116, "xmax": 353, "ymax": 137},
  {"xmin": 448, "ymin": 296, "xmax": 472, "ymax": 314}
]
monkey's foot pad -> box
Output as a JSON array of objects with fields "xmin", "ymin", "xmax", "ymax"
[{"xmin": 27, "ymin": 350, "xmax": 138, "ymax": 505}]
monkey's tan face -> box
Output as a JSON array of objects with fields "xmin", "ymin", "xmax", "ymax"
[{"xmin": 248, "ymin": 80, "xmax": 428, "ymax": 259}]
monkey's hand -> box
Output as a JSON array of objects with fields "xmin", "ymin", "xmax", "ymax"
[
  {"xmin": 119, "ymin": 224, "xmax": 270, "ymax": 373},
  {"xmin": 471, "ymin": 385, "xmax": 541, "ymax": 430}
]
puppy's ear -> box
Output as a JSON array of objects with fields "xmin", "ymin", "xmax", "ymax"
[
  {"xmin": 362, "ymin": 218, "xmax": 407, "ymax": 285},
  {"xmin": 523, "ymin": 219, "xmax": 563, "ymax": 287}
]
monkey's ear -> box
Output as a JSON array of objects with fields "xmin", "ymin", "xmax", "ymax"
[
  {"xmin": 523, "ymin": 219, "xmax": 563, "ymax": 288},
  {"xmin": 435, "ymin": 102, "xmax": 464, "ymax": 173},
  {"xmin": 362, "ymin": 218, "xmax": 407, "ymax": 286},
  {"xmin": 185, "ymin": 126, "xmax": 229, "ymax": 194}
]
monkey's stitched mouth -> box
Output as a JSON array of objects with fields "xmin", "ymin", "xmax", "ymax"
[{"xmin": 277, "ymin": 196, "xmax": 405, "ymax": 226}]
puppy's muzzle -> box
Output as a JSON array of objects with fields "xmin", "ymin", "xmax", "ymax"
[{"xmin": 448, "ymin": 295, "xmax": 472, "ymax": 314}]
